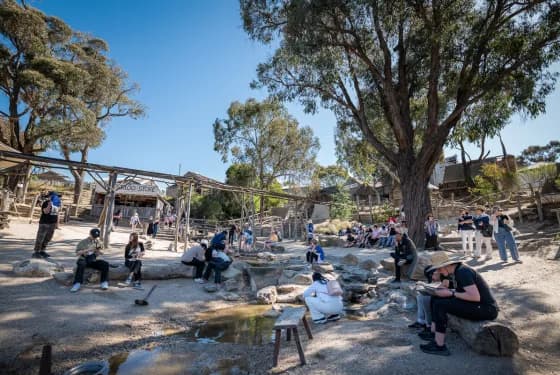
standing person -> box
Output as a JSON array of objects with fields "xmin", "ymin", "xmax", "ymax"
[
  {"xmin": 130, "ymin": 212, "xmax": 141, "ymax": 233},
  {"xmin": 181, "ymin": 239, "xmax": 208, "ymax": 283},
  {"xmin": 228, "ymin": 224, "xmax": 236, "ymax": 248},
  {"xmin": 458, "ymin": 209, "xmax": 475, "ymax": 257},
  {"xmin": 306, "ymin": 220, "xmax": 314, "ymax": 244},
  {"xmin": 70, "ymin": 228, "xmax": 110, "ymax": 292},
  {"xmin": 419, "ymin": 259, "xmax": 499, "ymax": 356},
  {"xmin": 473, "ymin": 207, "xmax": 493, "ymax": 260},
  {"xmin": 390, "ymin": 232, "xmax": 417, "ymax": 283},
  {"xmin": 32, "ymin": 192, "xmax": 59, "ymax": 258},
  {"xmin": 201, "ymin": 243, "xmax": 232, "ymax": 286},
  {"xmin": 492, "ymin": 207, "xmax": 521, "ymax": 263},
  {"xmin": 50, "ymin": 192, "xmax": 62, "ymax": 229},
  {"xmin": 124, "ymin": 232, "xmax": 144, "ymax": 289},
  {"xmin": 424, "ymin": 214, "xmax": 439, "ymax": 250},
  {"xmin": 147, "ymin": 216, "xmax": 155, "ymax": 238},
  {"xmin": 151, "ymin": 216, "xmax": 159, "ymax": 239},
  {"xmin": 303, "ymin": 272, "xmax": 343, "ymax": 324},
  {"xmin": 112, "ymin": 209, "xmax": 122, "ymax": 228}
]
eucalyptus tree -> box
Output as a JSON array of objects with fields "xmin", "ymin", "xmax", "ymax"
[{"xmin": 241, "ymin": 0, "xmax": 560, "ymax": 243}]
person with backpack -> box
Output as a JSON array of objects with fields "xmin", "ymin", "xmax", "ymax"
[
  {"xmin": 473, "ymin": 207, "xmax": 493, "ymax": 260},
  {"xmin": 303, "ymin": 272, "xmax": 343, "ymax": 324}
]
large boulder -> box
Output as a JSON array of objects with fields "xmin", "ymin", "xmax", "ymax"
[
  {"xmin": 276, "ymin": 284, "xmax": 306, "ymax": 304},
  {"xmin": 293, "ymin": 273, "xmax": 313, "ymax": 285},
  {"xmin": 256, "ymin": 286, "xmax": 278, "ymax": 304},
  {"xmin": 341, "ymin": 254, "xmax": 360, "ymax": 266},
  {"xmin": 312, "ymin": 262, "xmax": 334, "ymax": 273},
  {"xmin": 409, "ymin": 251, "xmax": 449, "ymax": 280},
  {"xmin": 340, "ymin": 267, "xmax": 372, "ymax": 283},
  {"xmin": 66, "ymin": 261, "xmax": 197, "ymax": 282},
  {"xmin": 13, "ymin": 259, "xmax": 64, "ymax": 277},
  {"xmin": 246, "ymin": 266, "xmax": 284, "ymax": 292},
  {"xmin": 359, "ymin": 259, "xmax": 379, "ymax": 270}
]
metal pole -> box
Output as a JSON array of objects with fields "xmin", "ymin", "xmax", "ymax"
[
  {"xmin": 102, "ymin": 172, "xmax": 118, "ymax": 249},
  {"xmin": 183, "ymin": 182, "xmax": 193, "ymax": 250}
]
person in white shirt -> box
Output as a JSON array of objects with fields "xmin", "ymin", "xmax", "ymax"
[
  {"xmin": 303, "ymin": 272, "xmax": 343, "ymax": 324},
  {"xmin": 181, "ymin": 239, "xmax": 208, "ymax": 283}
]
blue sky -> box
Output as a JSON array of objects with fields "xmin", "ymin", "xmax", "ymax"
[{"xmin": 24, "ymin": 1, "xmax": 560, "ymax": 181}]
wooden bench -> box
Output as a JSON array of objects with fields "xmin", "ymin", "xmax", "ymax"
[{"xmin": 272, "ymin": 307, "xmax": 313, "ymax": 367}]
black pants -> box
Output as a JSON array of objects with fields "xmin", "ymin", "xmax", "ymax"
[
  {"xmin": 228, "ymin": 232, "xmax": 234, "ymax": 246},
  {"xmin": 34, "ymin": 223, "xmax": 56, "ymax": 252},
  {"xmin": 125, "ymin": 259, "xmax": 142, "ymax": 281},
  {"xmin": 182, "ymin": 258, "xmax": 205, "ymax": 279},
  {"xmin": 425, "ymin": 234, "xmax": 438, "ymax": 250},
  {"xmin": 306, "ymin": 251, "xmax": 318, "ymax": 264},
  {"xmin": 390, "ymin": 252, "xmax": 411, "ymax": 280},
  {"xmin": 203, "ymin": 260, "xmax": 232, "ymax": 284},
  {"xmin": 431, "ymin": 297, "xmax": 498, "ymax": 333},
  {"xmin": 73, "ymin": 257, "xmax": 109, "ymax": 284}
]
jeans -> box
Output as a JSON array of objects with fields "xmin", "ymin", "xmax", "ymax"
[
  {"xmin": 474, "ymin": 230, "xmax": 493, "ymax": 257},
  {"xmin": 34, "ymin": 223, "xmax": 56, "ymax": 252},
  {"xmin": 305, "ymin": 295, "xmax": 343, "ymax": 321},
  {"xmin": 494, "ymin": 227, "xmax": 519, "ymax": 261},
  {"xmin": 125, "ymin": 259, "xmax": 142, "ymax": 281},
  {"xmin": 390, "ymin": 252, "xmax": 411, "ymax": 280},
  {"xmin": 460, "ymin": 230, "xmax": 474, "ymax": 255},
  {"xmin": 152, "ymin": 223, "xmax": 158, "ymax": 238},
  {"xmin": 203, "ymin": 260, "xmax": 232, "ymax": 284},
  {"xmin": 431, "ymin": 297, "xmax": 498, "ymax": 334},
  {"xmin": 416, "ymin": 294, "xmax": 432, "ymax": 325},
  {"xmin": 73, "ymin": 257, "xmax": 109, "ymax": 284},
  {"xmin": 182, "ymin": 258, "xmax": 206, "ymax": 279}
]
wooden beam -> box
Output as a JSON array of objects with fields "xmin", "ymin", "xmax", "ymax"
[
  {"xmin": 183, "ymin": 183, "xmax": 193, "ymax": 250},
  {"xmin": 102, "ymin": 172, "xmax": 118, "ymax": 248}
]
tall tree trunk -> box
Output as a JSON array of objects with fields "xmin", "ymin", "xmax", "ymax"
[
  {"xmin": 399, "ymin": 169, "xmax": 432, "ymax": 247},
  {"xmin": 535, "ymin": 190, "xmax": 544, "ymax": 222},
  {"xmin": 498, "ymin": 133, "xmax": 511, "ymax": 173},
  {"xmin": 459, "ymin": 141, "xmax": 474, "ymax": 187}
]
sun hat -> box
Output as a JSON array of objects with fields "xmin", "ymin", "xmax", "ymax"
[{"xmin": 427, "ymin": 256, "xmax": 462, "ymax": 273}]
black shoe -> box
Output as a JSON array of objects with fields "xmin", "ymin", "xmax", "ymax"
[
  {"xmin": 327, "ymin": 314, "xmax": 341, "ymax": 322},
  {"xmin": 408, "ymin": 321, "xmax": 424, "ymax": 329},
  {"xmin": 31, "ymin": 252, "xmax": 42, "ymax": 259},
  {"xmin": 420, "ymin": 341, "xmax": 450, "ymax": 356},
  {"xmin": 418, "ymin": 331, "xmax": 435, "ymax": 341},
  {"xmin": 38, "ymin": 251, "xmax": 50, "ymax": 258}
]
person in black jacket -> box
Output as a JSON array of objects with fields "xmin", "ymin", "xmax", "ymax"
[
  {"xmin": 390, "ymin": 232, "xmax": 417, "ymax": 283},
  {"xmin": 124, "ymin": 232, "xmax": 145, "ymax": 289}
]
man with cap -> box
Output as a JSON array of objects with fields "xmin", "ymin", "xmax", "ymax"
[
  {"xmin": 181, "ymin": 239, "xmax": 208, "ymax": 283},
  {"xmin": 70, "ymin": 228, "xmax": 110, "ymax": 292},
  {"xmin": 419, "ymin": 258, "xmax": 499, "ymax": 356},
  {"xmin": 32, "ymin": 191, "xmax": 60, "ymax": 258}
]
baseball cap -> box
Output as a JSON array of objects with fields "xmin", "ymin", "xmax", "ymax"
[{"xmin": 90, "ymin": 228, "xmax": 101, "ymax": 238}]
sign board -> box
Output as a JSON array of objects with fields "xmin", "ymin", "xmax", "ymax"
[{"xmin": 95, "ymin": 181, "xmax": 161, "ymax": 197}]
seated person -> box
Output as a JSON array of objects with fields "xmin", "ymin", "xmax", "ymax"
[
  {"xmin": 377, "ymin": 226, "xmax": 389, "ymax": 247},
  {"xmin": 419, "ymin": 259, "xmax": 499, "ymax": 356},
  {"xmin": 368, "ymin": 225, "xmax": 381, "ymax": 247},
  {"xmin": 306, "ymin": 239, "xmax": 325, "ymax": 265},
  {"xmin": 124, "ymin": 232, "xmax": 145, "ymax": 289},
  {"xmin": 201, "ymin": 243, "xmax": 232, "ymax": 285},
  {"xmin": 181, "ymin": 239, "xmax": 208, "ymax": 283},
  {"xmin": 383, "ymin": 224, "xmax": 397, "ymax": 248},
  {"xmin": 303, "ymin": 272, "xmax": 343, "ymax": 324},
  {"xmin": 390, "ymin": 232, "xmax": 417, "ymax": 283},
  {"xmin": 70, "ymin": 228, "xmax": 109, "ymax": 292},
  {"xmin": 264, "ymin": 230, "xmax": 279, "ymax": 250}
]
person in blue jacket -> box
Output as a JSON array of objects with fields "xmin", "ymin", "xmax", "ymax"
[{"xmin": 306, "ymin": 238, "xmax": 325, "ymax": 265}]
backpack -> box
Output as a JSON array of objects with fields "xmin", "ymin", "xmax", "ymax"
[
  {"xmin": 327, "ymin": 280, "xmax": 343, "ymax": 296},
  {"xmin": 481, "ymin": 223, "xmax": 493, "ymax": 238}
]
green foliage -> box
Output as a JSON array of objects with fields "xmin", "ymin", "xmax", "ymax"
[
  {"xmin": 371, "ymin": 203, "xmax": 398, "ymax": 225},
  {"xmin": 330, "ymin": 186, "xmax": 353, "ymax": 220},
  {"xmin": 213, "ymin": 98, "xmax": 319, "ymax": 192},
  {"xmin": 315, "ymin": 219, "xmax": 353, "ymax": 235},
  {"xmin": 518, "ymin": 141, "xmax": 560, "ymax": 165},
  {"xmin": 517, "ymin": 163, "xmax": 558, "ymax": 193},
  {"xmin": 469, "ymin": 164, "xmax": 509, "ymax": 204}
]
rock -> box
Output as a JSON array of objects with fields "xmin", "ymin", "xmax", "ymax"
[
  {"xmin": 220, "ymin": 292, "xmax": 241, "ymax": 301},
  {"xmin": 364, "ymin": 299, "xmax": 386, "ymax": 312},
  {"xmin": 277, "ymin": 284, "xmax": 298, "ymax": 294},
  {"xmin": 359, "ymin": 259, "xmax": 378, "ymax": 270},
  {"xmin": 546, "ymin": 246, "xmax": 560, "ymax": 260},
  {"xmin": 224, "ymin": 278, "xmax": 240, "ymax": 292},
  {"xmin": 276, "ymin": 290, "xmax": 304, "ymax": 304},
  {"xmin": 520, "ymin": 238, "xmax": 551, "ymax": 253},
  {"xmin": 341, "ymin": 268, "xmax": 371, "ymax": 283},
  {"xmin": 380, "ymin": 258, "xmax": 395, "ymax": 273},
  {"xmin": 53, "ymin": 271, "xmax": 73, "ymax": 285},
  {"xmin": 409, "ymin": 251, "xmax": 449, "ymax": 280},
  {"xmin": 270, "ymin": 245, "xmax": 285, "ymax": 253},
  {"xmin": 257, "ymin": 252, "xmax": 276, "ymax": 261},
  {"xmin": 284, "ymin": 264, "xmax": 307, "ymax": 272},
  {"xmin": 221, "ymin": 266, "xmax": 243, "ymax": 281},
  {"xmin": 312, "ymin": 262, "xmax": 334, "ymax": 273},
  {"xmin": 367, "ymin": 276, "xmax": 378, "ymax": 285},
  {"xmin": 293, "ymin": 273, "xmax": 313, "ymax": 285},
  {"xmin": 388, "ymin": 290, "xmax": 416, "ymax": 310},
  {"xmin": 232, "ymin": 261, "xmax": 250, "ymax": 271},
  {"xmin": 72, "ymin": 261, "xmax": 197, "ymax": 281},
  {"xmin": 246, "ymin": 266, "xmax": 284, "ymax": 292},
  {"xmin": 204, "ymin": 284, "xmax": 218, "ymax": 293},
  {"xmin": 448, "ymin": 315, "xmax": 519, "ymax": 356},
  {"xmin": 282, "ymin": 270, "xmax": 297, "ymax": 279},
  {"xmin": 344, "ymin": 283, "xmax": 373, "ymax": 294},
  {"xmin": 262, "ymin": 308, "xmax": 282, "ymax": 318},
  {"xmin": 256, "ymin": 286, "xmax": 278, "ymax": 304},
  {"xmin": 367, "ymin": 289, "xmax": 378, "ymax": 299},
  {"xmin": 341, "ymin": 254, "xmax": 359, "ymax": 266},
  {"xmin": 13, "ymin": 258, "xmax": 64, "ymax": 277}
]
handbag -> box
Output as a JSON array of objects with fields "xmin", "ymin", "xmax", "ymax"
[{"xmin": 481, "ymin": 223, "xmax": 493, "ymax": 238}]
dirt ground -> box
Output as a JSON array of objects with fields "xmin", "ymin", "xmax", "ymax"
[{"xmin": 0, "ymin": 218, "xmax": 559, "ymax": 375}]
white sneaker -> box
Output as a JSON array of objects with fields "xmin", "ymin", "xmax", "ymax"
[
  {"xmin": 124, "ymin": 278, "xmax": 132, "ymax": 286},
  {"xmin": 70, "ymin": 283, "xmax": 81, "ymax": 292},
  {"xmin": 397, "ymin": 259, "xmax": 407, "ymax": 266},
  {"xmin": 194, "ymin": 278, "xmax": 202, "ymax": 283},
  {"xmin": 100, "ymin": 281, "xmax": 109, "ymax": 290}
]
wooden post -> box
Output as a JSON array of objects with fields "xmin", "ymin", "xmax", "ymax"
[
  {"xmin": 183, "ymin": 182, "xmax": 193, "ymax": 250},
  {"xmin": 174, "ymin": 194, "xmax": 185, "ymax": 252},
  {"xmin": 102, "ymin": 172, "xmax": 118, "ymax": 249},
  {"xmin": 356, "ymin": 195, "xmax": 361, "ymax": 222},
  {"xmin": 28, "ymin": 193, "xmax": 39, "ymax": 224},
  {"xmin": 516, "ymin": 195, "xmax": 523, "ymax": 224},
  {"xmin": 368, "ymin": 194, "xmax": 374, "ymax": 224}
]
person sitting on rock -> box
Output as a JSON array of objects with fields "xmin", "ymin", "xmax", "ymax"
[
  {"xmin": 124, "ymin": 232, "xmax": 144, "ymax": 289},
  {"xmin": 182, "ymin": 239, "xmax": 208, "ymax": 283},
  {"xmin": 306, "ymin": 238, "xmax": 325, "ymax": 266},
  {"xmin": 419, "ymin": 259, "xmax": 499, "ymax": 356},
  {"xmin": 70, "ymin": 228, "xmax": 109, "ymax": 292},
  {"xmin": 390, "ymin": 232, "xmax": 417, "ymax": 283},
  {"xmin": 303, "ymin": 272, "xmax": 343, "ymax": 324},
  {"xmin": 201, "ymin": 243, "xmax": 232, "ymax": 286},
  {"xmin": 264, "ymin": 230, "xmax": 279, "ymax": 250},
  {"xmin": 376, "ymin": 225, "xmax": 389, "ymax": 248},
  {"xmin": 424, "ymin": 213, "xmax": 440, "ymax": 250}
]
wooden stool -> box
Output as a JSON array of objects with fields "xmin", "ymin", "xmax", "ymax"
[{"xmin": 272, "ymin": 307, "xmax": 313, "ymax": 367}]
